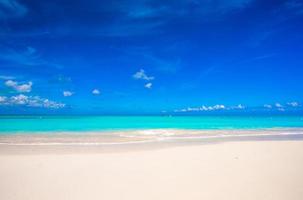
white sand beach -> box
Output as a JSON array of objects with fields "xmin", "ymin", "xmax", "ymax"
[{"xmin": 1, "ymin": 137, "xmax": 303, "ymax": 200}]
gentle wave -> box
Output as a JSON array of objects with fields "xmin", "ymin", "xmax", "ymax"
[{"xmin": 1, "ymin": 131, "xmax": 303, "ymax": 146}]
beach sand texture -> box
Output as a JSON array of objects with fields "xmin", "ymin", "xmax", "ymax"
[{"xmin": 0, "ymin": 140, "xmax": 303, "ymax": 200}]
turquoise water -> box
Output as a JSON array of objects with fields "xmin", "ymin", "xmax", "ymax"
[{"xmin": 0, "ymin": 115, "xmax": 303, "ymax": 134}]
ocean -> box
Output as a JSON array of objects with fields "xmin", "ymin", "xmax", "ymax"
[{"xmin": 1, "ymin": 115, "xmax": 303, "ymax": 134}]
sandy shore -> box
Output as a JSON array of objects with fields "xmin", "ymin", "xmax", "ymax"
[{"xmin": 1, "ymin": 139, "xmax": 303, "ymax": 200}]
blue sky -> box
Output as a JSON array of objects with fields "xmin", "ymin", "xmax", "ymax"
[{"xmin": 0, "ymin": 0, "xmax": 303, "ymax": 114}]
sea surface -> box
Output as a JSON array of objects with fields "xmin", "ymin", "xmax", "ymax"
[{"xmin": 0, "ymin": 115, "xmax": 303, "ymax": 134}]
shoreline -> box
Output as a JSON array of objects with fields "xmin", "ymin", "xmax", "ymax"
[
  {"xmin": 1, "ymin": 128, "xmax": 303, "ymax": 142},
  {"xmin": 1, "ymin": 128, "xmax": 303, "ymax": 154}
]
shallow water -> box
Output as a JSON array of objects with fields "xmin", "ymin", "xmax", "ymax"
[{"xmin": 0, "ymin": 115, "xmax": 303, "ymax": 134}]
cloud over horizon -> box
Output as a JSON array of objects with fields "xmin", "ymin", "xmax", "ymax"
[
  {"xmin": 0, "ymin": 94, "xmax": 65, "ymax": 109},
  {"xmin": 173, "ymin": 102, "xmax": 302, "ymax": 113}
]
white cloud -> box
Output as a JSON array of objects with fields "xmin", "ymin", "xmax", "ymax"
[
  {"xmin": 173, "ymin": 102, "xmax": 302, "ymax": 113},
  {"xmin": 275, "ymin": 103, "xmax": 283, "ymax": 108},
  {"xmin": 92, "ymin": 89, "xmax": 100, "ymax": 95},
  {"xmin": 144, "ymin": 82, "xmax": 152, "ymax": 89},
  {"xmin": 174, "ymin": 104, "xmax": 229, "ymax": 112},
  {"xmin": 264, "ymin": 104, "xmax": 272, "ymax": 109},
  {"xmin": 287, "ymin": 102, "xmax": 299, "ymax": 107},
  {"xmin": 133, "ymin": 69, "xmax": 154, "ymax": 81},
  {"xmin": 235, "ymin": 104, "xmax": 245, "ymax": 109},
  {"xmin": 198, "ymin": 106, "xmax": 208, "ymax": 111},
  {"xmin": 10, "ymin": 94, "xmax": 28, "ymax": 105},
  {"xmin": 63, "ymin": 91, "xmax": 73, "ymax": 97},
  {"xmin": 0, "ymin": 94, "xmax": 65, "ymax": 109},
  {"xmin": 4, "ymin": 80, "xmax": 32, "ymax": 92},
  {"xmin": 212, "ymin": 104, "xmax": 225, "ymax": 110},
  {"xmin": 5, "ymin": 80, "xmax": 15, "ymax": 87}
]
